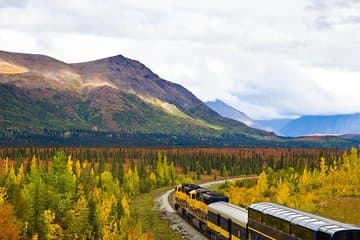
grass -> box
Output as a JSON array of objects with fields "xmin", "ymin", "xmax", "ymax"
[{"xmin": 130, "ymin": 187, "xmax": 182, "ymax": 240}]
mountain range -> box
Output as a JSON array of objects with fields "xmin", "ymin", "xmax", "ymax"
[
  {"xmin": 206, "ymin": 99, "xmax": 360, "ymax": 139},
  {"xmin": 0, "ymin": 50, "xmax": 278, "ymax": 146},
  {"xmin": 280, "ymin": 113, "xmax": 360, "ymax": 137},
  {"xmin": 0, "ymin": 50, "xmax": 356, "ymax": 148}
]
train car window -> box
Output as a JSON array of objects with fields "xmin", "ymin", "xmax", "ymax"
[
  {"xmin": 262, "ymin": 214, "xmax": 269, "ymax": 225},
  {"xmin": 332, "ymin": 231, "xmax": 360, "ymax": 240},
  {"xmin": 317, "ymin": 231, "xmax": 331, "ymax": 240},
  {"xmin": 231, "ymin": 222, "xmax": 246, "ymax": 239},
  {"xmin": 353, "ymin": 232, "xmax": 360, "ymax": 240},
  {"xmin": 228, "ymin": 219, "xmax": 232, "ymax": 235},
  {"xmin": 249, "ymin": 209, "xmax": 262, "ymax": 222},
  {"xmin": 231, "ymin": 222, "xmax": 240, "ymax": 236},
  {"xmin": 241, "ymin": 228, "xmax": 247, "ymax": 240},
  {"xmin": 268, "ymin": 215, "xmax": 290, "ymax": 233},
  {"xmin": 208, "ymin": 211, "xmax": 218, "ymax": 225},
  {"xmin": 333, "ymin": 232, "xmax": 348, "ymax": 240},
  {"xmin": 291, "ymin": 225, "xmax": 313, "ymax": 239},
  {"xmin": 220, "ymin": 216, "xmax": 229, "ymax": 231}
]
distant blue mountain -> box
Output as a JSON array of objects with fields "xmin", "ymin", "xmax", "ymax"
[
  {"xmin": 255, "ymin": 119, "xmax": 293, "ymax": 134},
  {"xmin": 206, "ymin": 100, "xmax": 292, "ymax": 133},
  {"xmin": 341, "ymin": 134, "xmax": 360, "ymax": 143},
  {"xmin": 280, "ymin": 113, "xmax": 360, "ymax": 137},
  {"xmin": 206, "ymin": 99, "xmax": 254, "ymax": 126},
  {"xmin": 206, "ymin": 99, "xmax": 360, "ymax": 137}
]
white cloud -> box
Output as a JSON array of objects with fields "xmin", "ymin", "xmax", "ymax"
[{"xmin": 0, "ymin": 0, "xmax": 359, "ymax": 119}]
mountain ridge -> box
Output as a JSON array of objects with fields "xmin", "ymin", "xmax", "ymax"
[
  {"xmin": 280, "ymin": 113, "xmax": 360, "ymax": 137},
  {"xmin": 206, "ymin": 98, "xmax": 360, "ymax": 138},
  {"xmin": 206, "ymin": 99, "xmax": 254, "ymax": 126},
  {"xmin": 0, "ymin": 50, "xmax": 356, "ymax": 148},
  {"xmin": 0, "ymin": 50, "xmax": 278, "ymax": 146}
]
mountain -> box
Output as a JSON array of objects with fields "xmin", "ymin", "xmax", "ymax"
[
  {"xmin": 0, "ymin": 50, "xmax": 356, "ymax": 148},
  {"xmin": 280, "ymin": 113, "xmax": 360, "ymax": 137},
  {"xmin": 0, "ymin": 50, "xmax": 280, "ymax": 146},
  {"xmin": 255, "ymin": 119, "xmax": 293, "ymax": 134},
  {"xmin": 341, "ymin": 134, "xmax": 360, "ymax": 143},
  {"xmin": 206, "ymin": 99, "xmax": 253, "ymax": 126},
  {"xmin": 205, "ymin": 99, "xmax": 293, "ymax": 135}
]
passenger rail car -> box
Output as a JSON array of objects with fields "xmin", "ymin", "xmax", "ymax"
[
  {"xmin": 248, "ymin": 202, "xmax": 360, "ymax": 240},
  {"xmin": 208, "ymin": 201, "xmax": 248, "ymax": 240},
  {"xmin": 174, "ymin": 183, "xmax": 360, "ymax": 240}
]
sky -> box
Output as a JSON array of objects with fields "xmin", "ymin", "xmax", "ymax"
[{"xmin": 0, "ymin": 0, "xmax": 360, "ymax": 119}]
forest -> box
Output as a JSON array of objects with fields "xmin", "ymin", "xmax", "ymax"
[
  {"xmin": 0, "ymin": 147, "xmax": 353, "ymax": 239},
  {"xmin": 222, "ymin": 147, "xmax": 360, "ymax": 225}
]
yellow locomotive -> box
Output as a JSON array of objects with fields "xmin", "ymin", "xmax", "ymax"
[{"xmin": 175, "ymin": 183, "xmax": 229, "ymax": 232}]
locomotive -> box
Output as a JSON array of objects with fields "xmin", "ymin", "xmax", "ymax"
[{"xmin": 174, "ymin": 183, "xmax": 360, "ymax": 240}]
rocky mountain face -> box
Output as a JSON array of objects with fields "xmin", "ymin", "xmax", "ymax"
[
  {"xmin": 206, "ymin": 99, "xmax": 254, "ymax": 126},
  {"xmin": 0, "ymin": 50, "xmax": 279, "ymax": 146}
]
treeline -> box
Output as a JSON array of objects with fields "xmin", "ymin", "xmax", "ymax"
[
  {"xmin": 223, "ymin": 147, "xmax": 360, "ymax": 225},
  {"xmin": 0, "ymin": 147, "xmax": 341, "ymax": 178},
  {"xmin": 0, "ymin": 131, "xmax": 355, "ymax": 148},
  {"xmin": 0, "ymin": 151, "xmax": 190, "ymax": 239}
]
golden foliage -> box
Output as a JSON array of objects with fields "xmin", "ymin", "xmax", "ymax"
[
  {"xmin": 43, "ymin": 209, "xmax": 63, "ymax": 239},
  {"xmin": 224, "ymin": 147, "xmax": 360, "ymax": 224},
  {"xmin": 122, "ymin": 196, "xmax": 130, "ymax": 217},
  {"xmin": 0, "ymin": 204, "xmax": 21, "ymax": 240}
]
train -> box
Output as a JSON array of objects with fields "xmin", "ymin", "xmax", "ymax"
[{"xmin": 174, "ymin": 183, "xmax": 360, "ymax": 240}]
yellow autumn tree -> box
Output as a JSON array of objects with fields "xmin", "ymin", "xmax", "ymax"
[
  {"xmin": 43, "ymin": 209, "xmax": 63, "ymax": 239},
  {"xmin": 0, "ymin": 187, "xmax": 21, "ymax": 240},
  {"xmin": 255, "ymin": 171, "xmax": 268, "ymax": 196},
  {"xmin": 276, "ymin": 180, "xmax": 290, "ymax": 205}
]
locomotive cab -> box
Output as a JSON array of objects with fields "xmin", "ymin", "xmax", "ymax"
[
  {"xmin": 187, "ymin": 188, "xmax": 229, "ymax": 222},
  {"xmin": 174, "ymin": 183, "xmax": 202, "ymax": 212}
]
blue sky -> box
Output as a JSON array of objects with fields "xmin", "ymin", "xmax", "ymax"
[{"xmin": 0, "ymin": 0, "xmax": 359, "ymax": 119}]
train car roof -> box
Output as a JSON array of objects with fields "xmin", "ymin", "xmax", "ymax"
[
  {"xmin": 182, "ymin": 183, "xmax": 203, "ymax": 193},
  {"xmin": 249, "ymin": 202, "xmax": 360, "ymax": 235},
  {"xmin": 208, "ymin": 201, "xmax": 248, "ymax": 227},
  {"xmin": 196, "ymin": 189, "xmax": 227, "ymax": 198},
  {"xmin": 182, "ymin": 183, "xmax": 202, "ymax": 189}
]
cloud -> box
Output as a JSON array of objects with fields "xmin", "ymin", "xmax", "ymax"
[
  {"xmin": 307, "ymin": 0, "xmax": 360, "ymax": 30},
  {"xmin": 0, "ymin": 0, "xmax": 27, "ymax": 8},
  {"xmin": 0, "ymin": 0, "xmax": 359, "ymax": 119}
]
